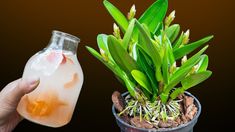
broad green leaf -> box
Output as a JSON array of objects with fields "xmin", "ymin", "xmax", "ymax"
[
  {"xmin": 174, "ymin": 35, "xmax": 213, "ymax": 60},
  {"xmin": 107, "ymin": 36, "xmax": 138, "ymax": 75},
  {"xmin": 86, "ymin": 46, "xmax": 122, "ymax": 79},
  {"xmin": 182, "ymin": 71, "xmax": 212, "ymax": 90},
  {"xmin": 122, "ymin": 19, "xmax": 135, "ymax": 50},
  {"xmin": 162, "ymin": 46, "xmax": 169, "ymax": 84},
  {"xmin": 163, "ymin": 33, "xmax": 175, "ymax": 65},
  {"xmin": 154, "ymin": 22, "xmax": 163, "ymax": 36},
  {"xmin": 168, "ymin": 47, "xmax": 175, "ymax": 65},
  {"xmin": 173, "ymin": 32, "xmax": 183, "ymax": 50},
  {"xmin": 131, "ymin": 70, "xmax": 152, "ymax": 94},
  {"xmin": 136, "ymin": 44, "xmax": 154, "ymax": 67},
  {"xmin": 164, "ymin": 65, "xmax": 193, "ymax": 94},
  {"xmin": 142, "ymin": 24, "xmax": 152, "ymax": 37},
  {"xmin": 97, "ymin": 34, "xmax": 114, "ymax": 61},
  {"xmin": 136, "ymin": 20, "xmax": 162, "ymax": 69},
  {"xmin": 180, "ymin": 45, "xmax": 209, "ymax": 69},
  {"xmin": 170, "ymin": 88, "xmax": 184, "ymax": 100},
  {"xmin": 122, "ymin": 74, "xmax": 138, "ymax": 98},
  {"xmin": 170, "ymin": 71, "xmax": 212, "ymax": 100},
  {"xmin": 197, "ymin": 55, "xmax": 209, "ymax": 72},
  {"xmin": 103, "ymin": 0, "xmax": 129, "ymax": 32},
  {"xmin": 165, "ymin": 24, "xmax": 180, "ymax": 43},
  {"xmin": 97, "ymin": 34, "xmax": 108, "ymax": 51},
  {"xmin": 139, "ymin": 0, "xmax": 168, "ymax": 33},
  {"xmin": 162, "ymin": 45, "xmax": 209, "ymax": 95},
  {"xmin": 131, "ymin": 43, "xmax": 138, "ymax": 61},
  {"xmin": 86, "ymin": 46, "xmax": 137, "ymax": 98},
  {"xmin": 137, "ymin": 47, "xmax": 158, "ymax": 97}
]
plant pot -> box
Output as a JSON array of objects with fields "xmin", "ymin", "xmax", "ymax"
[{"xmin": 112, "ymin": 91, "xmax": 201, "ymax": 132}]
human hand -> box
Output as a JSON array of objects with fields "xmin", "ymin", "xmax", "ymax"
[{"xmin": 0, "ymin": 78, "xmax": 40, "ymax": 132}]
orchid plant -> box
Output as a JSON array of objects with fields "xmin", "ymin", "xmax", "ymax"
[{"xmin": 86, "ymin": 0, "xmax": 213, "ymax": 123}]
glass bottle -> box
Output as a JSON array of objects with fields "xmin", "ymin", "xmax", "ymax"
[{"xmin": 17, "ymin": 30, "xmax": 84, "ymax": 127}]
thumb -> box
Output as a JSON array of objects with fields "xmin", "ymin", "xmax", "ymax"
[{"xmin": 7, "ymin": 78, "xmax": 40, "ymax": 108}]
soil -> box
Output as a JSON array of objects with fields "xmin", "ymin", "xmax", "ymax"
[
  {"xmin": 112, "ymin": 91, "xmax": 126, "ymax": 112},
  {"xmin": 112, "ymin": 91, "xmax": 198, "ymax": 129}
]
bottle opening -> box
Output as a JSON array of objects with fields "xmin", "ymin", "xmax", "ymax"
[
  {"xmin": 52, "ymin": 30, "xmax": 80, "ymax": 44},
  {"xmin": 48, "ymin": 30, "xmax": 80, "ymax": 54}
]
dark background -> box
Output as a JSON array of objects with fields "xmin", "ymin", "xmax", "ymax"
[{"xmin": 0, "ymin": 0, "xmax": 234, "ymax": 131}]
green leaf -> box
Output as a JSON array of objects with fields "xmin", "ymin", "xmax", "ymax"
[
  {"xmin": 103, "ymin": 0, "xmax": 129, "ymax": 32},
  {"xmin": 173, "ymin": 35, "xmax": 214, "ymax": 60},
  {"xmin": 173, "ymin": 32, "xmax": 183, "ymax": 50},
  {"xmin": 107, "ymin": 35, "xmax": 138, "ymax": 75},
  {"xmin": 164, "ymin": 65, "xmax": 193, "ymax": 94},
  {"xmin": 86, "ymin": 46, "xmax": 137, "ymax": 98},
  {"xmin": 182, "ymin": 71, "xmax": 212, "ymax": 90},
  {"xmin": 154, "ymin": 22, "xmax": 163, "ymax": 36},
  {"xmin": 136, "ymin": 20, "xmax": 162, "ymax": 69},
  {"xmin": 165, "ymin": 24, "xmax": 180, "ymax": 43},
  {"xmin": 161, "ymin": 45, "xmax": 209, "ymax": 102},
  {"xmin": 139, "ymin": 0, "xmax": 168, "ymax": 33},
  {"xmin": 170, "ymin": 88, "xmax": 184, "ymax": 100},
  {"xmin": 180, "ymin": 45, "xmax": 209, "ymax": 69},
  {"xmin": 123, "ymin": 19, "xmax": 135, "ymax": 50},
  {"xmin": 163, "ymin": 34, "xmax": 175, "ymax": 65},
  {"xmin": 197, "ymin": 55, "xmax": 209, "ymax": 72},
  {"xmin": 86, "ymin": 46, "xmax": 122, "ymax": 79},
  {"xmin": 162, "ymin": 46, "xmax": 169, "ymax": 84},
  {"xmin": 170, "ymin": 70, "xmax": 212, "ymax": 99},
  {"xmin": 131, "ymin": 70, "xmax": 152, "ymax": 94},
  {"xmin": 122, "ymin": 74, "xmax": 138, "ymax": 98},
  {"xmin": 97, "ymin": 34, "xmax": 108, "ymax": 51},
  {"xmin": 97, "ymin": 34, "xmax": 113, "ymax": 61},
  {"xmin": 137, "ymin": 48, "xmax": 158, "ymax": 97}
]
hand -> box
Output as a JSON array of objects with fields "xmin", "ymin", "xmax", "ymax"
[{"xmin": 0, "ymin": 78, "xmax": 40, "ymax": 132}]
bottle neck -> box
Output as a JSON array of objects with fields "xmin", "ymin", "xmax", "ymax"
[{"xmin": 47, "ymin": 30, "xmax": 80, "ymax": 54}]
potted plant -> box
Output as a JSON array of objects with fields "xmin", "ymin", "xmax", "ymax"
[{"xmin": 86, "ymin": 0, "xmax": 213, "ymax": 131}]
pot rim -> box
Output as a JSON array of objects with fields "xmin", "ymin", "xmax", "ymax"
[{"xmin": 112, "ymin": 91, "xmax": 201, "ymax": 131}]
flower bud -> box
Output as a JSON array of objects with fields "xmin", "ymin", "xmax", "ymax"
[
  {"xmin": 113, "ymin": 23, "xmax": 121, "ymax": 39},
  {"xmin": 181, "ymin": 55, "xmax": 187, "ymax": 65},
  {"xmin": 100, "ymin": 48, "xmax": 109, "ymax": 62},
  {"xmin": 128, "ymin": 4, "xmax": 136, "ymax": 20},
  {"xmin": 170, "ymin": 62, "xmax": 177, "ymax": 74},
  {"xmin": 190, "ymin": 64, "xmax": 199, "ymax": 74},
  {"xmin": 182, "ymin": 29, "xmax": 190, "ymax": 44},
  {"xmin": 165, "ymin": 10, "xmax": 176, "ymax": 28}
]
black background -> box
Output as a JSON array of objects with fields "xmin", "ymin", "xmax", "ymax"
[{"xmin": 0, "ymin": 0, "xmax": 234, "ymax": 131}]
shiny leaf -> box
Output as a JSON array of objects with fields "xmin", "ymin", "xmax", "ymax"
[
  {"xmin": 182, "ymin": 71, "xmax": 212, "ymax": 90},
  {"xmin": 197, "ymin": 55, "xmax": 209, "ymax": 72},
  {"xmin": 165, "ymin": 24, "xmax": 180, "ymax": 43},
  {"xmin": 103, "ymin": 0, "xmax": 129, "ymax": 32},
  {"xmin": 174, "ymin": 35, "xmax": 213, "ymax": 60},
  {"xmin": 131, "ymin": 70, "xmax": 152, "ymax": 94},
  {"xmin": 107, "ymin": 36, "xmax": 138, "ymax": 75},
  {"xmin": 123, "ymin": 19, "xmax": 135, "ymax": 50}
]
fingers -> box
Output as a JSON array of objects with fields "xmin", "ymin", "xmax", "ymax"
[{"xmin": 4, "ymin": 77, "xmax": 40, "ymax": 108}]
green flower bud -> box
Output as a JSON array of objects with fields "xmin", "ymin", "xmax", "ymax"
[
  {"xmin": 181, "ymin": 55, "xmax": 187, "ymax": 65},
  {"xmin": 99, "ymin": 48, "xmax": 109, "ymax": 62},
  {"xmin": 190, "ymin": 64, "xmax": 199, "ymax": 74},
  {"xmin": 128, "ymin": 4, "xmax": 136, "ymax": 20},
  {"xmin": 170, "ymin": 62, "xmax": 177, "ymax": 74},
  {"xmin": 182, "ymin": 29, "xmax": 190, "ymax": 44},
  {"xmin": 113, "ymin": 23, "xmax": 121, "ymax": 39},
  {"xmin": 165, "ymin": 10, "xmax": 176, "ymax": 28}
]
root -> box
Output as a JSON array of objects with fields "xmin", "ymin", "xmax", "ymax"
[{"xmin": 119, "ymin": 95, "xmax": 182, "ymax": 124}]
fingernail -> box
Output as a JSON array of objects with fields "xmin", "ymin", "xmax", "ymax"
[
  {"xmin": 24, "ymin": 76, "xmax": 40, "ymax": 87},
  {"xmin": 30, "ymin": 79, "xmax": 40, "ymax": 86}
]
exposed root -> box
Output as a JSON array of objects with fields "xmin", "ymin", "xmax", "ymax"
[{"xmin": 119, "ymin": 94, "xmax": 181, "ymax": 125}]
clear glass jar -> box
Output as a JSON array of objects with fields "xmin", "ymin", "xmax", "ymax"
[{"xmin": 17, "ymin": 31, "xmax": 84, "ymax": 127}]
